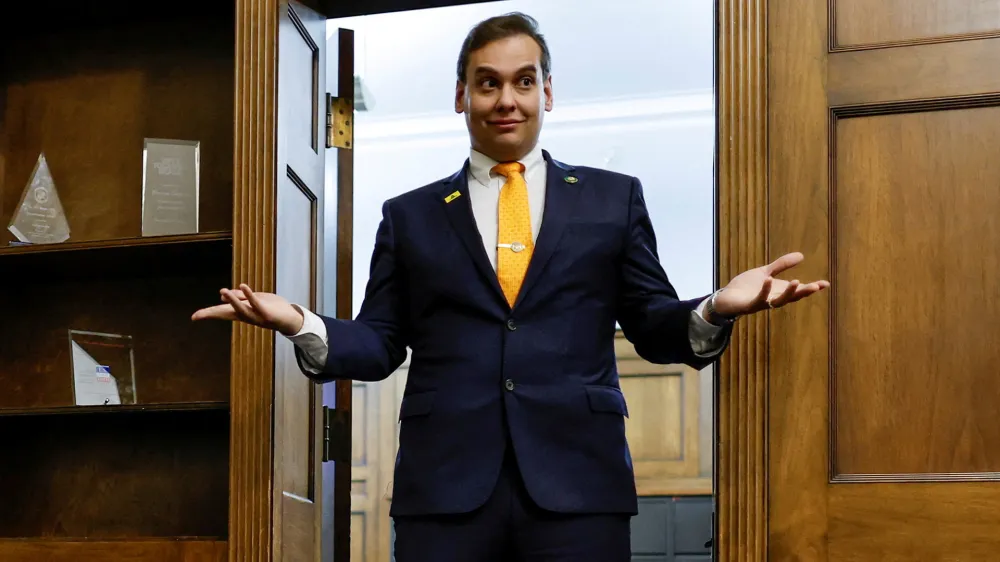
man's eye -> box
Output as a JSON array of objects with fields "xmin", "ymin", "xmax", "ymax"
[
  {"xmin": 480, "ymin": 78, "xmax": 498, "ymax": 88},
  {"xmin": 519, "ymin": 77, "xmax": 535, "ymax": 87}
]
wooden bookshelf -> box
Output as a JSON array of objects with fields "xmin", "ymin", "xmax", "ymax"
[
  {"xmin": 0, "ymin": 2, "xmax": 235, "ymax": 559},
  {"xmin": 1, "ymin": 0, "xmax": 360, "ymax": 558},
  {"xmin": 0, "ymin": 538, "xmax": 227, "ymax": 562},
  {"xmin": 0, "ymin": 231, "xmax": 232, "ymax": 256},
  {"xmin": 0, "ymin": 401, "xmax": 229, "ymax": 418},
  {"xmin": 0, "ymin": 232, "xmax": 233, "ymax": 278}
]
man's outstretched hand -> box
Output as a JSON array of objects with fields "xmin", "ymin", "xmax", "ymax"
[
  {"xmin": 713, "ymin": 252, "xmax": 830, "ymax": 317},
  {"xmin": 191, "ymin": 284, "xmax": 305, "ymax": 336}
]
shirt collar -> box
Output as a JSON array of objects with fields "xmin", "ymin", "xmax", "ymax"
[{"xmin": 468, "ymin": 145, "xmax": 544, "ymax": 187}]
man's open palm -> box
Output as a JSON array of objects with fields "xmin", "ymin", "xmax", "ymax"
[
  {"xmin": 713, "ymin": 252, "xmax": 830, "ymax": 317},
  {"xmin": 191, "ymin": 284, "xmax": 304, "ymax": 336}
]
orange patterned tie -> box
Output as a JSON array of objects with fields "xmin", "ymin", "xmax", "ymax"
[{"xmin": 493, "ymin": 161, "xmax": 533, "ymax": 307}]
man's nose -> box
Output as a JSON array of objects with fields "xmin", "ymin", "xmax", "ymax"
[{"xmin": 496, "ymin": 84, "xmax": 516, "ymax": 110}]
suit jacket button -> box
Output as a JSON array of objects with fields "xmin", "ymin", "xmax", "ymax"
[
  {"xmin": 506, "ymin": 319, "xmax": 517, "ymax": 331},
  {"xmin": 504, "ymin": 379, "xmax": 515, "ymax": 391}
]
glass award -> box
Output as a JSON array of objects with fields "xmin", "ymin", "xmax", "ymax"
[
  {"xmin": 8, "ymin": 153, "xmax": 71, "ymax": 245},
  {"xmin": 141, "ymin": 138, "xmax": 200, "ymax": 236},
  {"xmin": 68, "ymin": 330, "xmax": 137, "ymax": 406}
]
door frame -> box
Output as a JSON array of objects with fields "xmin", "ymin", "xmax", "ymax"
[
  {"xmin": 714, "ymin": 0, "xmax": 770, "ymax": 559},
  {"xmin": 229, "ymin": 0, "xmax": 767, "ymax": 559}
]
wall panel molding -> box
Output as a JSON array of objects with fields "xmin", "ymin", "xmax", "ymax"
[
  {"xmin": 231, "ymin": 0, "xmax": 279, "ymax": 560},
  {"xmin": 715, "ymin": 0, "xmax": 768, "ymax": 559}
]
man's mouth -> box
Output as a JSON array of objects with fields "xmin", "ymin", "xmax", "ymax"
[{"xmin": 489, "ymin": 119, "xmax": 523, "ymax": 129}]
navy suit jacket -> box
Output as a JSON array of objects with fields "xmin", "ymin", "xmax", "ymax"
[{"xmin": 303, "ymin": 151, "xmax": 731, "ymax": 517}]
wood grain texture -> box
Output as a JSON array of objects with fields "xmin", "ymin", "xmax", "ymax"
[
  {"xmin": 0, "ymin": 16, "xmax": 234, "ymax": 246},
  {"xmin": 831, "ymin": 106, "xmax": 1000, "ymax": 479},
  {"xmin": 829, "ymin": 37, "xmax": 1000, "ymax": 107},
  {"xmin": 0, "ymin": 269, "xmax": 231, "ymax": 409},
  {"xmin": 0, "ymin": 409, "xmax": 229, "ymax": 538},
  {"xmin": 829, "ymin": 483, "xmax": 1000, "ymax": 561},
  {"xmin": 272, "ymin": 3, "xmax": 328, "ymax": 560},
  {"xmin": 715, "ymin": 0, "xmax": 768, "ymax": 559},
  {"xmin": 0, "ymin": 9, "xmax": 237, "ymax": 558},
  {"xmin": 764, "ymin": 0, "xmax": 1000, "ymax": 558},
  {"xmin": 0, "ymin": 539, "xmax": 227, "ymax": 562},
  {"xmin": 833, "ymin": 0, "xmax": 1000, "ymax": 49},
  {"xmin": 230, "ymin": 0, "xmax": 279, "ymax": 560},
  {"xmin": 766, "ymin": 0, "xmax": 831, "ymax": 559}
]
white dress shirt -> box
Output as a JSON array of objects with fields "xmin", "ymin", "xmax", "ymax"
[{"xmin": 287, "ymin": 147, "xmax": 727, "ymax": 373}]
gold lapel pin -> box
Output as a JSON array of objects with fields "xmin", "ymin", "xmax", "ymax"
[
  {"xmin": 564, "ymin": 176, "xmax": 578, "ymax": 184},
  {"xmin": 444, "ymin": 191, "xmax": 462, "ymax": 203}
]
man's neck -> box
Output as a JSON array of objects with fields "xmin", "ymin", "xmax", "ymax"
[
  {"xmin": 471, "ymin": 142, "xmax": 539, "ymax": 164},
  {"xmin": 468, "ymin": 145, "xmax": 544, "ymax": 187}
]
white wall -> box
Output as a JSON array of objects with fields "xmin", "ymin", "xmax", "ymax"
[{"xmin": 328, "ymin": 0, "xmax": 715, "ymax": 317}]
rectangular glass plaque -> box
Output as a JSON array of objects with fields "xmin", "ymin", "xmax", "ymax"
[
  {"xmin": 8, "ymin": 153, "xmax": 71, "ymax": 245},
  {"xmin": 142, "ymin": 138, "xmax": 200, "ymax": 237},
  {"xmin": 68, "ymin": 330, "xmax": 137, "ymax": 406}
]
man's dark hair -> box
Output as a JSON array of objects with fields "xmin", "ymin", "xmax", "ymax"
[{"xmin": 456, "ymin": 12, "xmax": 551, "ymax": 82}]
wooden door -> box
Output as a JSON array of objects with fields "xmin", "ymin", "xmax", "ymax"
[
  {"xmin": 273, "ymin": 1, "xmax": 328, "ymax": 560},
  {"xmin": 717, "ymin": 0, "xmax": 1000, "ymax": 560}
]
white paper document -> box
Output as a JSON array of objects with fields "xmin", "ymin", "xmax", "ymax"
[{"xmin": 71, "ymin": 341, "xmax": 122, "ymax": 406}]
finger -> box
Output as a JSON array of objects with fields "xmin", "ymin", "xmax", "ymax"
[
  {"xmin": 221, "ymin": 290, "xmax": 249, "ymax": 302},
  {"xmin": 755, "ymin": 276, "xmax": 773, "ymax": 306},
  {"xmin": 782, "ymin": 281, "xmax": 829, "ymax": 304},
  {"xmin": 192, "ymin": 304, "xmax": 238, "ymax": 322},
  {"xmin": 795, "ymin": 280, "xmax": 830, "ymax": 299},
  {"xmin": 765, "ymin": 252, "xmax": 804, "ymax": 276},
  {"xmin": 222, "ymin": 288, "xmax": 262, "ymax": 324},
  {"xmin": 770, "ymin": 279, "xmax": 800, "ymax": 307},
  {"xmin": 240, "ymin": 284, "xmax": 270, "ymax": 320}
]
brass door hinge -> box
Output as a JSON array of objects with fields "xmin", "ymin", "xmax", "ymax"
[
  {"xmin": 326, "ymin": 94, "xmax": 354, "ymax": 149},
  {"xmin": 322, "ymin": 405, "xmax": 351, "ymax": 463}
]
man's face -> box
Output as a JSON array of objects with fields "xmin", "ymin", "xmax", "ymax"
[{"xmin": 455, "ymin": 34, "xmax": 553, "ymax": 163}]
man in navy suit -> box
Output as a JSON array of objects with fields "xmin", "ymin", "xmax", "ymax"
[{"xmin": 193, "ymin": 12, "xmax": 828, "ymax": 561}]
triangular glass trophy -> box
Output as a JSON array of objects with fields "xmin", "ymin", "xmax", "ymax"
[{"xmin": 8, "ymin": 153, "xmax": 71, "ymax": 245}]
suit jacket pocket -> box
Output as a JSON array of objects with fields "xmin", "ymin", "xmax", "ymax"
[
  {"xmin": 584, "ymin": 385, "xmax": 629, "ymax": 418},
  {"xmin": 398, "ymin": 390, "xmax": 436, "ymax": 420}
]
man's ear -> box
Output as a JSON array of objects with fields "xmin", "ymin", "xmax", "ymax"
[
  {"xmin": 543, "ymin": 75, "xmax": 554, "ymax": 112},
  {"xmin": 455, "ymin": 80, "xmax": 466, "ymax": 114}
]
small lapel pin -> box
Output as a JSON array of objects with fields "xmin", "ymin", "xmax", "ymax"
[
  {"xmin": 444, "ymin": 191, "xmax": 462, "ymax": 203},
  {"xmin": 563, "ymin": 176, "xmax": 578, "ymax": 184}
]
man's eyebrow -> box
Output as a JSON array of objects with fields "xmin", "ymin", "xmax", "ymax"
[{"xmin": 473, "ymin": 64, "xmax": 538, "ymax": 76}]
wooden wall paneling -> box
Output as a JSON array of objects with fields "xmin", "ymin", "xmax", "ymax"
[
  {"xmin": 230, "ymin": 0, "xmax": 279, "ymax": 560},
  {"xmin": 827, "ymin": 37, "xmax": 1000, "ymax": 106},
  {"xmin": 715, "ymin": 0, "xmax": 768, "ymax": 559},
  {"xmin": 614, "ymin": 334, "xmax": 711, "ymax": 496},
  {"xmin": 350, "ymin": 380, "xmax": 378, "ymax": 562},
  {"xmin": 723, "ymin": 0, "xmax": 1000, "ymax": 558},
  {"xmin": 830, "ymin": 102, "xmax": 1000, "ymax": 481},
  {"xmin": 762, "ymin": 0, "xmax": 831, "ymax": 558},
  {"xmin": 831, "ymin": 0, "xmax": 1000, "ymax": 49}
]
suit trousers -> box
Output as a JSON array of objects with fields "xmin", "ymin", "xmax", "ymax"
[{"xmin": 392, "ymin": 441, "xmax": 632, "ymax": 562}]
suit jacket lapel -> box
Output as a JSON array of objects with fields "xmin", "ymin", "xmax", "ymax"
[
  {"xmin": 513, "ymin": 152, "xmax": 581, "ymax": 309},
  {"xmin": 439, "ymin": 161, "xmax": 508, "ymax": 306}
]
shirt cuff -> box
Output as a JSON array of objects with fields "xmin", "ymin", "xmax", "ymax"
[
  {"xmin": 689, "ymin": 297, "xmax": 728, "ymax": 357},
  {"xmin": 286, "ymin": 305, "xmax": 329, "ymax": 373}
]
